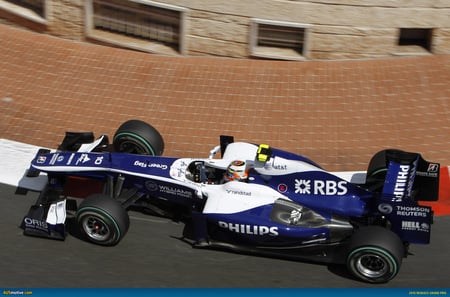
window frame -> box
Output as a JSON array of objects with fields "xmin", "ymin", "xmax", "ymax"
[
  {"xmin": 250, "ymin": 18, "xmax": 311, "ymax": 61},
  {"xmin": 0, "ymin": 0, "xmax": 48, "ymax": 24},
  {"xmin": 85, "ymin": 0, "xmax": 187, "ymax": 55}
]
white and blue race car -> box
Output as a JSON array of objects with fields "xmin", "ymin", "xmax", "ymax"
[{"xmin": 20, "ymin": 120, "xmax": 440, "ymax": 283}]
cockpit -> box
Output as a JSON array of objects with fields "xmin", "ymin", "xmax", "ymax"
[{"xmin": 185, "ymin": 161, "xmax": 226, "ymax": 184}]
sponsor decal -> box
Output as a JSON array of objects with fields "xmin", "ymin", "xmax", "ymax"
[
  {"xmin": 428, "ymin": 163, "xmax": 439, "ymax": 172},
  {"xmin": 226, "ymin": 189, "xmax": 251, "ymax": 196},
  {"xmin": 36, "ymin": 156, "xmax": 46, "ymax": 164},
  {"xmin": 134, "ymin": 160, "xmax": 168, "ymax": 170},
  {"xmin": 95, "ymin": 156, "xmax": 104, "ymax": 165},
  {"xmin": 416, "ymin": 163, "xmax": 439, "ymax": 178},
  {"xmin": 145, "ymin": 181, "xmax": 158, "ymax": 191},
  {"xmin": 179, "ymin": 160, "xmax": 188, "ymax": 172},
  {"xmin": 49, "ymin": 154, "xmax": 65, "ymax": 164},
  {"xmin": 134, "ymin": 160, "xmax": 146, "ymax": 168},
  {"xmin": 263, "ymin": 159, "xmax": 287, "ymax": 171},
  {"xmin": 218, "ymin": 221, "xmax": 279, "ymax": 236},
  {"xmin": 392, "ymin": 165, "xmax": 411, "ymax": 201},
  {"xmin": 66, "ymin": 153, "xmax": 75, "ymax": 165},
  {"xmin": 378, "ymin": 203, "xmax": 394, "ymax": 214},
  {"xmin": 401, "ymin": 221, "xmax": 430, "ymax": 232},
  {"xmin": 76, "ymin": 154, "xmax": 90, "ymax": 165},
  {"xmin": 294, "ymin": 179, "xmax": 348, "ymax": 196},
  {"xmin": 295, "ymin": 179, "xmax": 311, "ymax": 194},
  {"xmin": 23, "ymin": 217, "xmax": 48, "ymax": 231},
  {"xmin": 289, "ymin": 209, "xmax": 302, "ymax": 224},
  {"xmin": 49, "ymin": 153, "xmax": 59, "ymax": 165},
  {"xmin": 158, "ymin": 185, "xmax": 192, "ymax": 198},
  {"xmin": 170, "ymin": 160, "xmax": 189, "ymax": 178},
  {"xmin": 170, "ymin": 167, "xmax": 185, "ymax": 178},
  {"xmin": 272, "ymin": 164, "xmax": 287, "ymax": 170},
  {"xmin": 396, "ymin": 205, "xmax": 430, "ymax": 218},
  {"xmin": 277, "ymin": 183, "xmax": 288, "ymax": 193},
  {"xmin": 149, "ymin": 163, "xmax": 168, "ymax": 170}
]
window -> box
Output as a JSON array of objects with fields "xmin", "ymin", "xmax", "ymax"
[
  {"xmin": 86, "ymin": 0, "xmax": 187, "ymax": 55},
  {"xmin": 398, "ymin": 28, "xmax": 433, "ymax": 52},
  {"xmin": 0, "ymin": 0, "xmax": 47, "ymax": 23},
  {"xmin": 250, "ymin": 19, "xmax": 310, "ymax": 61}
]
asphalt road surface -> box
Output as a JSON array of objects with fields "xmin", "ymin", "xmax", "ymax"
[{"xmin": 1, "ymin": 183, "xmax": 449, "ymax": 288}]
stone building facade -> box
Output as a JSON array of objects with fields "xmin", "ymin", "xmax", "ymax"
[{"xmin": 0, "ymin": 0, "xmax": 449, "ymax": 60}]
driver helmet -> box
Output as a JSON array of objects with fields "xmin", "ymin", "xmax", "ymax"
[{"xmin": 224, "ymin": 160, "xmax": 248, "ymax": 182}]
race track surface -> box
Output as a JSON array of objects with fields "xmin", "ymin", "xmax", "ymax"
[{"xmin": 1, "ymin": 183, "xmax": 450, "ymax": 288}]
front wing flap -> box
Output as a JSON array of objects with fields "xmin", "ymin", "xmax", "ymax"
[{"xmin": 20, "ymin": 187, "xmax": 67, "ymax": 240}]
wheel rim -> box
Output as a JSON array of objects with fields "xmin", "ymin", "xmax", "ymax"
[
  {"xmin": 355, "ymin": 253, "xmax": 389, "ymax": 278},
  {"xmin": 114, "ymin": 133, "xmax": 156, "ymax": 155},
  {"xmin": 81, "ymin": 215, "xmax": 111, "ymax": 242},
  {"xmin": 118, "ymin": 140, "xmax": 150, "ymax": 154}
]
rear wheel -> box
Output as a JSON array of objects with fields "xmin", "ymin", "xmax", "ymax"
[
  {"xmin": 113, "ymin": 120, "xmax": 164, "ymax": 155},
  {"xmin": 347, "ymin": 226, "xmax": 405, "ymax": 283},
  {"xmin": 76, "ymin": 194, "xmax": 130, "ymax": 246},
  {"xmin": 365, "ymin": 149, "xmax": 403, "ymax": 191}
]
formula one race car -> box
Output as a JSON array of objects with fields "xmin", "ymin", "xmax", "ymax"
[{"xmin": 19, "ymin": 120, "xmax": 440, "ymax": 283}]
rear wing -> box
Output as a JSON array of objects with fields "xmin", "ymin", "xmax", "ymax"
[
  {"xmin": 382, "ymin": 150, "xmax": 440, "ymax": 202},
  {"xmin": 377, "ymin": 150, "xmax": 439, "ymax": 244}
]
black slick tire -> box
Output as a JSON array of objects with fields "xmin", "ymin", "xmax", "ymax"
[
  {"xmin": 346, "ymin": 226, "xmax": 405, "ymax": 283},
  {"xmin": 113, "ymin": 120, "xmax": 164, "ymax": 155},
  {"xmin": 76, "ymin": 194, "xmax": 130, "ymax": 246}
]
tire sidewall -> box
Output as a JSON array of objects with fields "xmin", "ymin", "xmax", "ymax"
[
  {"xmin": 76, "ymin": 194, "xmax": 130, "ymax": 246},
  {"xmin": 77, "ymin": 208, "xmax": 121, "ymax": 246},
  {"xmin": 347, "ymin": 246, "xmax": 399, "ymax": 283},
  {"xmin": 346, "ymin": 226, "xmax": 404, "ymax": 283},
  {"xmin": 113, "ymin": 120, "xmax": 164, "ymax": 156}
]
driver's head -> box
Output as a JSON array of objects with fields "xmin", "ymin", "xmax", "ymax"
[{"xmin": 224, "ymin": 160, "xmax": 248, "ymax": 182}]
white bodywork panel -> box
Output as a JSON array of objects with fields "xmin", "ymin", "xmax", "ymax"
[
  {"xmin": 201, "ymin": 181, "xmax": 286, "ymax": 214},
  {"xmin": 0, "ymin": 139, "xmax": 367, "ymax": 197}
]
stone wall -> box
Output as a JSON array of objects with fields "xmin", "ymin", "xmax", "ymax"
[
  {"xmin": 46, "ymin": 0, "xmax": 84, "ymax": 40},
  {"xmin": 187, "ymin": 10, "xmax": 249, "ymax": 57},
  {"xmin": 0, "ymin": 0, "xmax": 449, "ymax": 60}
]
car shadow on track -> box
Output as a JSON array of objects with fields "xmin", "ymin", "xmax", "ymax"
[
  {"xmin": 65, "ymin": 216, "xmax": 91, "ymax": 244},
  {"xmin": 175, "ymin": 222, "xmax": 360, "ymax": 283},
  {"xmin": 64, "ymin": 207, "xmax": 360, "ymax": 284},
  {"xmin": 327, "ymin": 263, "xmax": 359, "ymax": 282}
]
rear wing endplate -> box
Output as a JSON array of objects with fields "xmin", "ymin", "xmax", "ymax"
[{"xmin": 382, "ymin": 150, "xmax": 440, "ymax": 202}]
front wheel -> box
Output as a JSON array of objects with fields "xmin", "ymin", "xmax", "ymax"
[
  {"xmin": 113, "ymin": 120, "xmax": 164, "ymax": 156},
  {"xmin": 76, "ymin": 194, "xmax": 130, "ymax": 246},
  {"xmin": 346, "ymin": 226, "xmax": 405, "ymax": 283}
]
